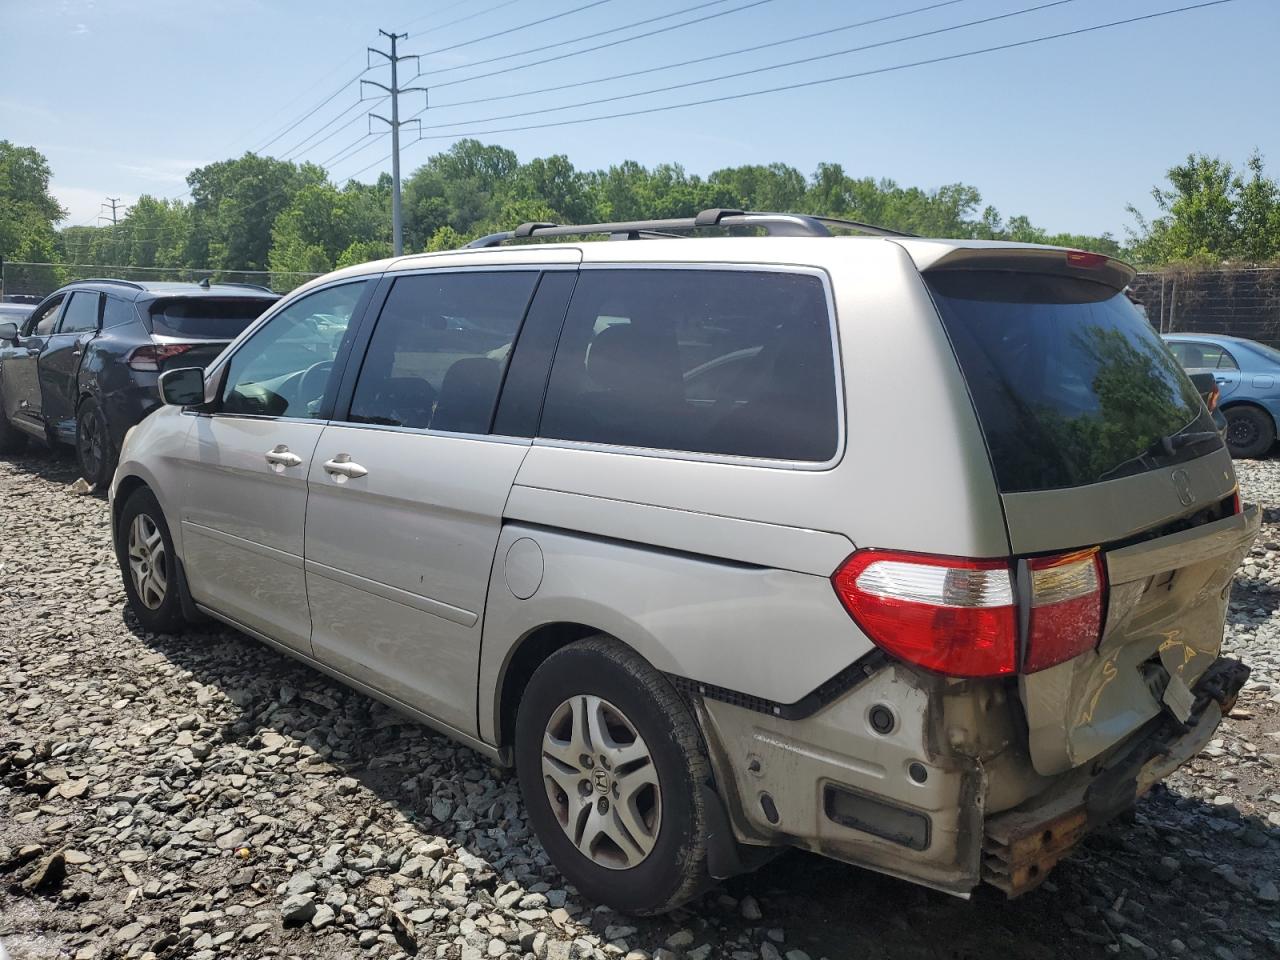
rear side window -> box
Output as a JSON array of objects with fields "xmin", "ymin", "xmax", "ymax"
[
  {"xmin": 348, "ymin": 271, "xmax": 539, "ymax": 433},
  {"xmin": 151, "ymin": 298, "xmax": 276, "ymax": 338},
  {"xmin": 102, "ymin": 296, "xmax": 138, "ymax": 329},
  {"xmin": 928, "ymin": 271, "xmax": 1218, "ymax": 493},
  {"xmin": 1168, "ymin": 340, "xmax": 1239, "ymax": 371},
  {"xmin": 539, "ymin": 269, "xmax": 839, "ymax": 462}
]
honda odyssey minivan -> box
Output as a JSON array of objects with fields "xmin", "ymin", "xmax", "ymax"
[{"xmin": 110, "ymin": 210, "xmax": 1260, "ymax": 914}]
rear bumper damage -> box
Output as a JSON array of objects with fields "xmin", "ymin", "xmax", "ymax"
[{"xmin": 982, "ymin": 656, "xmax": 1249, "ymax": 896}]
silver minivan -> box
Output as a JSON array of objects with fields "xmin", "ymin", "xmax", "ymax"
[{"xmin": 110, "ymin": 211, "xmax": 1260, "ymax": 914}]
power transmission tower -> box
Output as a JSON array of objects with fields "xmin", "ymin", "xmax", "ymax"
[
  {"xmin": 99, "ymin": 197, "xmax": 123, "ymax": 226},
  {"xmin": 364, "ymin": 30, "xmax": 427, "ymax": 256}
]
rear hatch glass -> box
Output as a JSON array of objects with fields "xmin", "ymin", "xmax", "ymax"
[
  {"xmin": 149, "ymin": 298, "xmax": 275, "ymax": 340},
  {"xmin": 926, "ymin": 271, "xmax": 1221, "ymax": 493}
]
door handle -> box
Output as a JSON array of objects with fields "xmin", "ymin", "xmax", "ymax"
[
  {"xmin": 323, "ymin": 453, "xmax": 368, "ymax": 480},
  {"xmin": 1215, "ymin": 377, "xmax": 1229, "ymax": 384},
  {"xmin": 264, "ymin": 444, "xmax": 303, "ymax": 470}
]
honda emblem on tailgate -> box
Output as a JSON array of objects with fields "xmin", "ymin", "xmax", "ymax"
[{"xmin": 1171, "ymin": 468, "xmax": 1196, "ymax": 506}]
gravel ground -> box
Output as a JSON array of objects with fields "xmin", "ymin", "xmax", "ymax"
[{"xmin": 1, "ymin": 448, "xmax": 1278, "ymax": 960}]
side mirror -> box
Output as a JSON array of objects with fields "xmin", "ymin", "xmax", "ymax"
[
  {"xmin": 0, "ymin": 322, "xmax": 18, "ymax": 342},
  {"xmin": 158, "ymin": 367, "xmax": 206, "ymax": 406}
]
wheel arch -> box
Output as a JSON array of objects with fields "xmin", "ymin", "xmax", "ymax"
[
  {"xmin": 494, "ymin": 620, "xmax": 606, "ymax": 753},
  {"xmin": 1220, "ymin": 398, "xmax": 1277, "ymax": 425}
]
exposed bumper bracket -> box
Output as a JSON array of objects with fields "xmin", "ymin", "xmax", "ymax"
[{"xmin": 982, "ymin": 657, "xmax": 1248, "ymax": 897}]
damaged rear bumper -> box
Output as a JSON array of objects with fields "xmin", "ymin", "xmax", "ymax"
[{"xmin": 982, "ymin": 656, "xmax": 1249, "ymax": 896}]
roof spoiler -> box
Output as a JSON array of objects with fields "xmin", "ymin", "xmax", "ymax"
[{"xmin": 900, "ymin": 243, "xmax": 1136, "ymax": 293}]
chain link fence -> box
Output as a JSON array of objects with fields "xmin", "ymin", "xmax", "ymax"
[{"xmin": 0, "ymin": 260, "xmax": 322, "ymax": 303}]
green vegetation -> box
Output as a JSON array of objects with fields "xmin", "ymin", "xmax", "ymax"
[{"xmin": 4, "ymin": 139, "xmax": 1280, "ymax": 291}]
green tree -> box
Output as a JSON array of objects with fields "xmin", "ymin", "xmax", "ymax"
[{"xmin": 0, "ymin": 141, "xmax": 66, "ymax": 291}]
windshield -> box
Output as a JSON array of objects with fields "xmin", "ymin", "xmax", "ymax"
[
  {"xmin": 150, "ymin": 297, "xmax": 276, "ymax": 339},
  {"xmin": 928, "ymin": 271, "xmax": 1220, "ymax": 493}
]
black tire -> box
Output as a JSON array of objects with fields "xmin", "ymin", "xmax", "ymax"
[
  {"xmin": 115, "ymin": 486, "xmax": 187, "ymax": 634},
  {"xmin": 515, "ymin": 636, "xmax": 712, "ymax": 915},
  {"xmin": 76, "ymin": 396, "xmax": 116, "ymax": 486},
  {"xmin": 1224, "ymin": 405, "xmax": 1275, "ymax": 459},
  {"xmin": 0, "ymin": 405, "xmax": 27, "ymax": 454}
]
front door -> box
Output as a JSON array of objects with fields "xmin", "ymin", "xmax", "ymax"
[
  {"xmin": 38, "ymin": 290, "xmax": 101, "ymax": 439},
  {"xmin": 304, "ymin": 267, "xmax": 565, "ymax": 735},
  {"xmin": 1, "ymin": 294, "xmax": 64, "ymax": 430},
  {"xmin": 179, "ymin": 279, "xmax": 372, "ymax": 654}
]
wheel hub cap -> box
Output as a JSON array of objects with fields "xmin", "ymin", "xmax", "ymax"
[
  {"xmin": 126, "ymin": 514, "xmax": 168, "ymax": 610},
  {"xmin": 540, "ymin": 694, "xmax": 662, "ymax": 870}
]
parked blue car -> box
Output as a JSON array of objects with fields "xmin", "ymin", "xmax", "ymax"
[{"xmin": 1163, "ymin": 333, "xmax": 1280, "ymax": 458}]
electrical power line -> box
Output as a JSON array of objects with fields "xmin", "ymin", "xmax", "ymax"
[
  {"xmin": 424, "ymin": 0, "xmax": 974, "ymax": 111},
  {"xmin": 411, "ymin": 0, "xmax": 776, "ymax": 93},
  {"xmin": 253, "ymin": 68, "xmax": 373, "ymax": 155},
  {"xmin": 410, "ymin": 0, "xmax": 740, "ymax": 80},
  {"xmin": 403, "ymin": 0, "xmax": 526, "ymax": 35},
  {"xmin": 391, "ymin": 0, "xmax": 1237, "ymax": 147},
  {"xmin": 414, "ymin": 0, "xmax": 622, "ymax": 58},
  {"xmin": 414, "ymin": 0, "xmax": 1084, "ymax": 131}
]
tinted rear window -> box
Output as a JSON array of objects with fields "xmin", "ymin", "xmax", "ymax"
[
  {"xmin": 150, "ymin": 298, "xmax": 275, "ymax": 338},
  {"xmin": 927, "ymin": 271, "xmax": 1219, "ymax": 493},
  {"xmin": 539, "ymin": 269, "xmax": 839, "ymax": 462}
]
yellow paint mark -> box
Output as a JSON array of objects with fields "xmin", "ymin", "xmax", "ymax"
[{"xmin": 1079, "ymin": 658, "xmax": 1118, "ymax": 726}]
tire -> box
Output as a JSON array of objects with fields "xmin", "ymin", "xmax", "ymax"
[
  {"xmin": 1224, "ymin": 405, "xmax": 1275, "ymax": 459},
  {"xmin": 115, "ymin": 487, "xmax": 187, "ymax": 634},
  {"xmin": 76, "ymin": 396, "xmax": 116, "ymax": 486},
  {"xmin": 515, "ymin": 636, "xmax": 712, "ymax": 915},
  {"xmin": 0, "ymin": 405, "xmax": 27, "ymax": 454}
]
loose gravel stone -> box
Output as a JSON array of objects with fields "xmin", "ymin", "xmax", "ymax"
[{"xmin": 1, "ymin": 449, "xmax": 1278, "ymax": 960}]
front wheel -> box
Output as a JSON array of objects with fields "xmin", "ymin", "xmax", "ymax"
[
  {"xmin": 76, "ymin": 396, "xmax": 115, "ymax": 486},
  {"xmin": 115, "ymin": 487, "xmax": 187, "ymax": 634},
  {"xmin": 515, "ymin": 636, "xmax": 712, "ymax": 915},
  {"xmin": 1224, "ymin": 405, "xmax": 1276, "ymax": 459}
]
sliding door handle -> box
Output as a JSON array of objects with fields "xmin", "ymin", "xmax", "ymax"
[
  {"xmin": 264, "ymin": 445, "xmax": 303, "ymax": 469},
  {"xmin": 323, "ymin": 454, "xmax": 368, "ymax": 480}
]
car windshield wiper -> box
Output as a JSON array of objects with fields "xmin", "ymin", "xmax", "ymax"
[{"xmin": 1157, "ymin": 431, "xmax": 1221, "ymax": 456}]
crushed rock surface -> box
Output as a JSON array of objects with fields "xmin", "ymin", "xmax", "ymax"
[{"xmin": 1, "ymin": 449, "xmax": 1278, "ymax": 960}]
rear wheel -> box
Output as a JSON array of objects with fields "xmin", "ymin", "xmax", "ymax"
[
  {"xmin": 76, "ymin": 396, "xmax": 115, "ymax": 486},
  {"xmin": 1224, "ymin": 405, "xmax": 1275, "ymax": 459},
  {"xmin": 115, "ymin": 487, "xmax": 187, "ymax": 634},
  {"xmin": 0, "ymin": 405, "xmax": 27, "ymax": 454},
  {"xmin": 515, "ymin": 636, "xmax": 712, "ymax": 915}
]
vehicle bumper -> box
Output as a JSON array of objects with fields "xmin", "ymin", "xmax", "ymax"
[
  {"xmin": 695, "ymin": 655, "xmax": 1247, "ymax": 898},
  {"xmin": 982, "ymin": 655, "xmax": 1248, "ymax": 895},
  {"xmin": 103, "ymin": 378, "xmax": 160, "ymax": 452}
]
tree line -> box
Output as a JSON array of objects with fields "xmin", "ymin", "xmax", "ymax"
[{"xmin": 4, "ymin": 139, "xmax": 1280, "ymax": 293}]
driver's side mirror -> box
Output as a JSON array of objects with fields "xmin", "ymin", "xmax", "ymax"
[
  {"xmin": 158, "ymin": 367, "xmax": 206, "ymax": 406},
  {"xmin": 0, "ymin": 322, "xmax": 18, "ymax": 342}
]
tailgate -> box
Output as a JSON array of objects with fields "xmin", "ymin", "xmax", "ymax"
[{"xmin": 1016, "ymin": 484, "xmax": 1259, "ymax": 776}]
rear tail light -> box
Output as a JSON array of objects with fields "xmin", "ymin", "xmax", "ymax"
[
  {"xmin": 832, "ymin": 551, "xmax": 1017, "ymax": 677},
  {"xmin": 832, "ymin": 547, "xmax": 1107, "ymax": 678},
  {"xmin": 1232, "ymin": 488, "xmax": 1242, "ymax": 514},
  {"xmin": 127, "ymin": 342, "xmax": 197, "ymax": 371},
  {"xmin": 1022, "ymin": 549, "xmax": 1104, "ymax": 673}
]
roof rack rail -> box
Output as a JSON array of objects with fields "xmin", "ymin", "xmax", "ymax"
[
  {"xmin": 66, "ymin": 277, "xmax": 147, "ymax": 291},
  {"xmin": 204, "ymin": 281, "xmax": 277, "ymax": 293},
  {"xmin": 465, "ymin": 208, "xmax": 913, "ymax": 248}
]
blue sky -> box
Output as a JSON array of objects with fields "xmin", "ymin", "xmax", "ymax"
[{"xmin": 1, "ymin": 0, "xmax": 1274, "ymax": 240}]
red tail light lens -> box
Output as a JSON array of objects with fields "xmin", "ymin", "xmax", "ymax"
[
  {"xmin": 1023, "ymin": 549, "xmax": 1104, "ymax": 673},
  {"xmin": 127, "ymin": 342, "xmax": 197, "ymax": 371},
  {"xmin": 832, "ymin": 551, "xmax": 1017, "ymax": 678},
  {"xmin": 832, "ymin": 547, "xmax": 1108, "ymax": 678},
  {"xmin": 1066, "ymin": 250, "xmax": 1108, "ymax": 268},
  {"xmin": 1232, "ymin": 488, "xmax": 1242, "ymax": 514}
]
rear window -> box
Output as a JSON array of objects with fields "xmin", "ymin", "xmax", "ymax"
[
  {"xmin": 928, "ymin": 271, "xmax": 1220, "ymax": 493},
  {"xmin": 539, "ymin": 268, "xmax": 839, "ymax": 462},
  {"xmin": 149, "ymin": 298, "xmax": 275, "ymax": 339}
]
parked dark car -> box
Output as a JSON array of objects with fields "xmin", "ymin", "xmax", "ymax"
[{"xmin": 0, "ymin": 279, "xmax": 278, "ymax": 484}]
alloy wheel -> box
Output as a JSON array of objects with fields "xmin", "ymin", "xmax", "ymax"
[
  {"xmin": 127, "ymin": 513, "xmax": 168, "ymax": 610},
  {"xmin": 78, "ymin": 409, "xmax": 104, "ymax": 479},
  {"xmin": 540, "ymin": 694, "xmax": 662, "ymax": 870}
]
